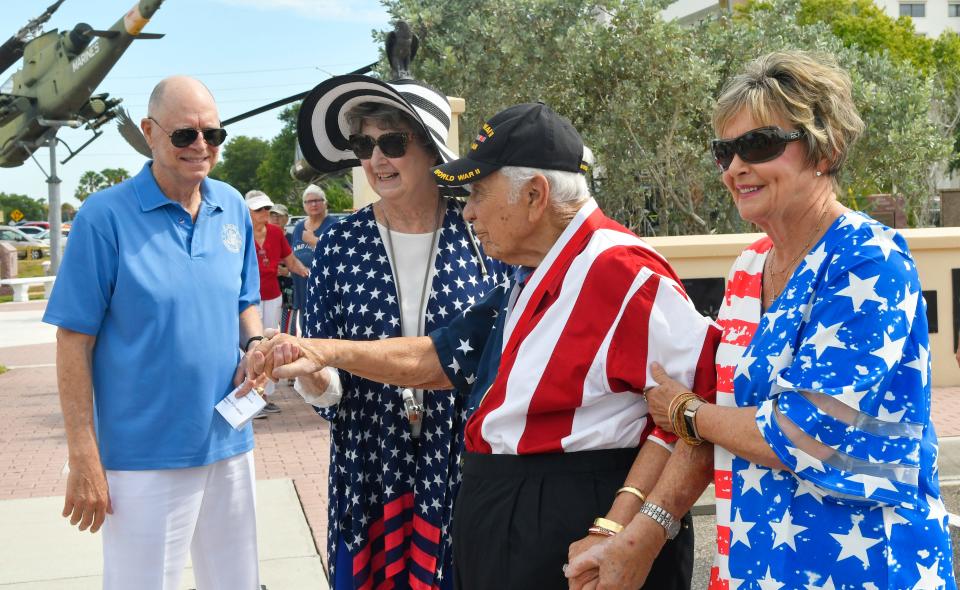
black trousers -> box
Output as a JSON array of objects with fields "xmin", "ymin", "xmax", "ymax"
[{"xmin": 452, "ymin": 449, "xmax": 694, "ymax": 590}]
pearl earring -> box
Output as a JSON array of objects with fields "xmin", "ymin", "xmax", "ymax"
[{"xmin": 815, "ymin": 171, "xmax": 823, "ymax": 177}]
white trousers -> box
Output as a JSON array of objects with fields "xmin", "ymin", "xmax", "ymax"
[
  {"xmin": 257, "ymin": 295, "xmax": 283, "ymax": 396},
  {"xmin": 102, "ymin": 451, "xmax": 259, "ymax": 590}
]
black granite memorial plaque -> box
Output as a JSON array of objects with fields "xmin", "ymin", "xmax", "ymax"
[
  {"xmin": 681, "ymin": 277, "xmax": 725, "ymax": 321},
  {"xmin": 923, "ymin": 290, "xmax": 938, "ymax": 333}
]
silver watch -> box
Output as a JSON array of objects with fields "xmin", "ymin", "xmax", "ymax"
[{"xmin": 638, "ymin": 502, "xmax": 680, "ymax": 540}]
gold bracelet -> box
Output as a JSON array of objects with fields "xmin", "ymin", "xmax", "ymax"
[
  {"xmin": 593, "ymin": 517, "xmax": 624, "ymax": 533},
  {"xmin": 616, "ymin": 486, "xmax": 646, "ymax": 503},
  {"xmin": 669, "ymin": 392, "xmax": 697, "ymax": 439},
  {"xmin": 666, "ymin": 392, "xmax": 688, "ymax": 424}
]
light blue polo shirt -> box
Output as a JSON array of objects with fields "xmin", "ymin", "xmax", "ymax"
[{"xmin": 43, "ymin": 163, "xmax": 260, "ymax": 470}]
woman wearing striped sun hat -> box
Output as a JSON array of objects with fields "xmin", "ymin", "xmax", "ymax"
[{"xmin": 293, "ymin": 75, "xmax": 510, "ymax": 590}]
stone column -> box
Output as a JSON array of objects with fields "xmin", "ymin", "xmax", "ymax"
[
  {"xmin": 0, "ymin": 243, "xmax": 17, "ymax": 297},
  {"xmin": 941, "ymin": 189, "xmax": 960, "ymax": 227}
]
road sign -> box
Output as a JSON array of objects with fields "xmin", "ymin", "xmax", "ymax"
[{"xmin": 9, "ymin": 209, "xmax": 23, "ymax": 222}]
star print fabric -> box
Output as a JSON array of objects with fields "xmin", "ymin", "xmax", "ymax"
[
  {"xmin": 303, "ymin": 199, "xmax": 509, "ymax": 590},
  {"xmin": 713, "ymin": 211, "xmax": 955, "ymax": 589}
]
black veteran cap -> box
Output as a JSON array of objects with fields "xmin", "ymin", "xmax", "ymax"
[{"xmin": 431, "ymin": 102, "xmax": 590, "ymax": 187}]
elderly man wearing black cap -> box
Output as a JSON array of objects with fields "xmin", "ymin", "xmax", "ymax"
[{"xmin": 248, "ymin": 103, "xmax": 719, "ymax": 590}]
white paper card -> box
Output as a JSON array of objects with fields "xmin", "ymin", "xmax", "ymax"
[{"xmin": 215, "ymin": 385, "xmax": 266, "ymax": 430}]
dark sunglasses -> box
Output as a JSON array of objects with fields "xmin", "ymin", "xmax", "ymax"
[
  {"xmin": 710, "ymin": 126, "xmax": 805, "ymax": 171},
  {"xmin": 148, "ymin": 117, "xmax": 228, "ymax": 148},
  {"xmin": 348, "ymin": 132, "xmax": 410, "ymax": 159}
]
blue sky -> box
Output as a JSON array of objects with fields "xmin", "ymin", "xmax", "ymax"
[{"xmin": 1, "ymin": 0, "xmax": 392, "ymax": 208}]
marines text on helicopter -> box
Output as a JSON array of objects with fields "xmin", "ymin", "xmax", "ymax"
[{"xmin": 0, "ymin": 0, "xmax": 165, "ymax": 169}]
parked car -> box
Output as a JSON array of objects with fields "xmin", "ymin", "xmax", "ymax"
[
  {"xmin": 0, "ymin": 225, "xmax": 50, "ymax": 260},
  {"xmin": 34, "ymin": 228, "xmax": 69, "ymax": 245},
  {"xmin": 16, "ymin": 225, "xmax": 47, "ymax": 238},
  {"xmin": 21, "ymin": 221, "xmax": 49, "ymax": 229}
]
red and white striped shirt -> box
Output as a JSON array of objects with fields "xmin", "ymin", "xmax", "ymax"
[
  {"xmin": 710, "ymin": 237, "xmax": 771, "ymax": 589},
  {"xmin": 462, "ymin": 199, "xmax": 720, "ymax": 455}
]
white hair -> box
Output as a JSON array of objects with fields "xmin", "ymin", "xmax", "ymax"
[
  {"xmin": 302, "ymin": 183, "xmax": 326, "ymax": 201},
  {"xmin": 498, "ymin": 166, "xmax": 590, "ymax": 206}
]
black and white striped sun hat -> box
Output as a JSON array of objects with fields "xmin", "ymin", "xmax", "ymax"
[{"xmin": 297, "ymin": 74, "xmax": 457, "ymax": 173}]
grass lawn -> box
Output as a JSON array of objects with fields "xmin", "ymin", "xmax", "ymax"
[{"xmin": 0, "ymin": 257, "xmax": 50, "ymax": 303}]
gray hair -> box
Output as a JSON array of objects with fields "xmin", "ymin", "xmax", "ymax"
[
  {"xmin": 302, "ymin": 183, "xmax": 326, "ymax": 202},
  {"xmin": 499, "ymin": 166, "xmax": 590, "ymax": 207}
]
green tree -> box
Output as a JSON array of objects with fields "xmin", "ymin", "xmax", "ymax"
[
  {"xmin": 794, "ymin": 0, "xmax": 936, "ymax": 72},
  {"xmin": 732, "ymin": 0, "xmax": 953, "ymax": 224},
  {"xmin": 75, "ymin": 168, "xmax": 130, "ymax": 201},
  {"xmin": 384, "ymin": 0, "xmax": 722, "ymax": 234},
  {"xmin": 256, "ymin": 105, "xmax": 302, "ymax": 208},
  {"xmin": 789, "ymin": 0, "xmax": 960, "ymax": 172},
  {"xmin": 382, "ymin": 0, "xmax": 951, "ymax": 232},
  {"xmin": 321, "ymin": 172, "xmax": 356, "ymax": 212},
  {"xmin": 61, "ymin": 202, "xmax": 76, "ymax": 221},
  {"xmin": 209, "ymin": 135, "xmax": 270, "ymax": 195},
  {"xmin": 0, "ymin": 192, "xmax": 46, "ymax": 222}
]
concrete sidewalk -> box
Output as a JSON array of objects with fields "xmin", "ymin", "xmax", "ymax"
[{"xmin": 0, "ymin": 480, "xmax": 326, "ymax": 589}]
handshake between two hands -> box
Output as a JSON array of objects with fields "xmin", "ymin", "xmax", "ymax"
[{"xmin": 236, "ymin": 331, "xmax": 325, "ymax": 398}]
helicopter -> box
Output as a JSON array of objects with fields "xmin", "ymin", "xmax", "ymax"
[{"xmin": 0, "ymin": 0, "xmax": 165, "ymax": 168}]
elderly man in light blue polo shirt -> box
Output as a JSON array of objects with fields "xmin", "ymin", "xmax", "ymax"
[{"xmin": 43, "ymin": 76, "xmax": 264, "ymax": 590}]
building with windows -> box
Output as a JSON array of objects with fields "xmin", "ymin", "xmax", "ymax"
[
  {"xmin": 664, "ymin": 0, "xmax": 960, "ymax": 36},
  {"xmin": 877, "ymin": 0, "xmax": 960, "ymax": 36}
]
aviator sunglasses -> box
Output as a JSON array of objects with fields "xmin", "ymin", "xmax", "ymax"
[
  {"xmin": 148, "ymin": 117, "xmax": 228, "ymax": 148},
  {"xmin": 348, "ymin": 132, "xmax": 411, "ymax": 159},
  {"xmin": 710, "ymin": 126, "xmax": 805, "ymax": 171}
]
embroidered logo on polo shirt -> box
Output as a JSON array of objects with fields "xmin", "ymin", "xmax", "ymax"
[{"xmin": 221, "ymin": 224, "xmax": 242, "ymax": 253}]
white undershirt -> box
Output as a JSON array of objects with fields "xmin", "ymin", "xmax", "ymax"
[
  {"xmin": 295, "ymin": 224, "xmax": 438, "ymax": 426},
  {"xmin": 376, "ymin": 223, "xmax": 438, "ymax": 338},
  {"xmin": 377, "ymin": 223, "xmax": 438, "ymax": 437}
]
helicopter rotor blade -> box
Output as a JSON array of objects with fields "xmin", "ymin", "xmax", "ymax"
[
  {"xmin": 0, "ymin": 0, "xmax": 67, "ymax": 75},
  {"xmin": 220, "ymin": 61, "xmax": 377, "ymax": 127}
]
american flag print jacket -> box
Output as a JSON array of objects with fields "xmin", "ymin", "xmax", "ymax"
[{"xmin": 711, "ymin": 211, "xmax": 955, "ymax": 590}]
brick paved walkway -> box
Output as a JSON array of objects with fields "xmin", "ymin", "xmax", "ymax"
[{"xmin": 0, "ymin": 302, "xmax": 333, "ymax": 568}]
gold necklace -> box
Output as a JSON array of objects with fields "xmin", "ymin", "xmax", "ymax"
[{"xmin": 764, "ymin": 202, "xmax": 831, "ymax": 302}]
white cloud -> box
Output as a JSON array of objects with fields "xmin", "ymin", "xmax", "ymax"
[{"xmin": 215, "ymin": 0, "xmax": 390, "ymax": 25}]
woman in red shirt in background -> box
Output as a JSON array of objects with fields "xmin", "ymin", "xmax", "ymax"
[{"xmin": 245, "ymin": 190, "xmax": 309, "ymax": 409}]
